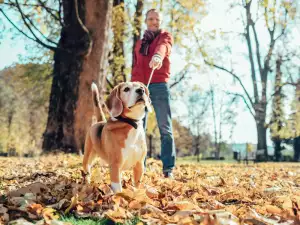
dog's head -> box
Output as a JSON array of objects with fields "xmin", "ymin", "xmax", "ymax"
[{"xmin": 105, "ymin": 82, "xmax": 152, "ymax": 120}]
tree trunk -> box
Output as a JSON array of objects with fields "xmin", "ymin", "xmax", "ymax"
[
  {"xmin": 271, "ymin": 56, "xmax": 284, "ymax": 162},
  {"xmin": 274, "ymin": 138, "xmax": 282, "ymax": 161},
  {"xmin": 43, "ymin": 0, "xmax": 112, "ymax": 153},
  {"xmin": 132, "ymin": 0, "xmax": 143, "ymax": 69},
  {"xmin": 294, "ymin": 136, "xmax": 300, "ymax": 162},
  {"xmin": 149, "ymin": 134, "xmax": 153, "ymax": 158},
  {"xmin": 193, "ymin": 136, "xmax": 200, "ymax": 162},
  {"xmin": 6, "ymin": 106, "xmax": 14, "ymax": 154},
  {"xmin": 256, "ymin": 121, "xmax": 268, "ymax": 161},
  {"xmin": 209, "ymin": 87, "xmax": 219, "ymax": 159}
]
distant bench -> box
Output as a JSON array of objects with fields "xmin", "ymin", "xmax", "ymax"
[{"xmin": 234, "ymin": 149, "xmax": 266, "ymax": 164}]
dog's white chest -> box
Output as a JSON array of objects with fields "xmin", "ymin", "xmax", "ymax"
[{"xmin": 121, "ymin": 125, "xmax": 145, "ymax": 170}]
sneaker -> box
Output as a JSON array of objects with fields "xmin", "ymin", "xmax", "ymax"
[{"xmin": 163, "ymin": 171, "xmax": 174, "ymax": 179}]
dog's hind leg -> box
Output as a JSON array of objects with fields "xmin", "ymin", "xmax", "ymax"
[
  {"xmin": 133, "ymin": 162, "xmax": 144, "ymax": 188},
  {"xmin": 110, "ymin": 165, "xmax": 122, "ymax": 193},
  {"xmin": 83, "ymin": 133, "xmax": 93, "ymax": 183}
]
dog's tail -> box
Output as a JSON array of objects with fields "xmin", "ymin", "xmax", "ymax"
[{"xmin": 91, "ymin": 82, "xmax": 106, "ymax": 123}]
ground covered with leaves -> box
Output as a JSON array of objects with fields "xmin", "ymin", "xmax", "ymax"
[{"xmin": 0, "ymin": 154, "xmax": 300, "ymax": 225}]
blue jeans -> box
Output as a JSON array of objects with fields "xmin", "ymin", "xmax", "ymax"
[{"xmin": 143, "ymin": 83, "xmax": 176, "ymax": 173}]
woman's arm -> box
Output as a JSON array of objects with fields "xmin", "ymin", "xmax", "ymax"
[{"xmin": 154, "ymin": 32, "xmax": 173, "ymax": 59}]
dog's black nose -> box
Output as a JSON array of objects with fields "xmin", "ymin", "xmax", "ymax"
[{"xmin": 136, "ymin": 88, "xmax": 144, "ymax": 95}]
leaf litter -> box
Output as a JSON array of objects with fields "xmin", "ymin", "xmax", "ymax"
[{"xmin": 0, "ymin": 154, "xmax": 300, "ymax": 224}]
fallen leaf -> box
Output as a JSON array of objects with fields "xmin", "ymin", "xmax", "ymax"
[
  {"xmin": 27, "ymin": 203, "xmax": 44, "ymax": 217},
  {"xmin": 146, "ymin": 187, "xmax": 159, "ymax": 199},
  {"xmin": 0, "ymin": 204, "xmax": 9, "ymax": 223},
  {"xmin": 8, "ymin": 182, "xmax": 49, "ymax": 197},
  {"xmin": 42, "ymin": 207, "xmax": 60, "ymax": 223},
  {"xmin": 64, "ymin": 194, "xmax": 78, "ymax": 214},
  {"xmin": 129, "ymin": 200, "xmax": 142, "ymax": 210},
  {"xmin": 165, "ymin": 201, "xmax": 199, "ymax": 211}
]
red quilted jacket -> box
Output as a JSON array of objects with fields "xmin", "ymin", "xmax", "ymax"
[{"xmin": 131, "ymin": 30, "xmax": 173, "ymax": 84}]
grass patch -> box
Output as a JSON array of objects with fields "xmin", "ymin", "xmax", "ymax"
[{"xmin": 60, "ymin": 214, "xmax": 143, "ymax": 225}]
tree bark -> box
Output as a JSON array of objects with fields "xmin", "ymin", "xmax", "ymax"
[
  {"xmin": 274, "ymin": 138, "xmax": 282, "ymax": 161},
  {"xmin": 43, "ymin": 0, "xmax": 112, "ymax": 153},
  {"xmin": 256, "ymin": 121, "xmax": 268, "ymax": 161},
  {"xmin": 149, "ymin": 134, "xmax": 153, "ymax": 158},
  {"xmin": 209, "ymin": 87, "xmax": 219, "ymax": 159},
  {"xmin": 294, "ymin": 136, "xmax": 300, "ymax": 162},
  {"xmin": 132, "ymin": 0, "xmax": 143, "ymax": 69},
  {"xmin": 271, "ymin": 56, "xmax": 284, "ymax": 161}
]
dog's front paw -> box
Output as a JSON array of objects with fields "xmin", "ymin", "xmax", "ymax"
[
  {"xmin": 81, "ymin": 170, "xmax": 91, "ymax": 184},
  {"xmin": 133, "ymin": 180, "xmax": 142, "ymax": 189},
  {"xmin": 111, "ymin": 182, "xmax": 122, "ymax": 193}
]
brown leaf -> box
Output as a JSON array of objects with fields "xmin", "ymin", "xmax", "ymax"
[
  {"xmin": 8, "ymin": 182, "xmax": 49, "ymax": 197},
  {"xmin": 201, "ymin": 185, "xmax": 220, "ymax": 196},
  {"xmin": 104, "ymin": 206, "xmax": 132, "ymax": 223},
  {"xmin": 48, "ymin": 199, "xmax": 70, "ymax": 210},
  {"xmin": 165, "ymin": 201, "xmax": 199, "ymax": 211},
  {"xmin": 64, "ymin": 194, "xmax": 78, "ymax": 214},
  {"xmin": 0, "ymin": 204, "xmax": 9, "ymax": 223},
  {"xmin": 129, "ymin": 200, "xmax": 142, "ymax": 210},
  {"xmin": 265, "ymin": 205, "xmax": 282, "ymax": 215},
  {"xmin": 146, "ymin": 187, "xmax": 159, "ymax": 199},
  {"xmin": 27, "ymin": 203, "xmax": 44, "ymax": 217},
  {"xmin": 42, "ymin": 207, "xmax": 60, "ymax": 223},
  {"xmin": 6, "ymin": 218, "xmax": 34, "ymax": 225}
]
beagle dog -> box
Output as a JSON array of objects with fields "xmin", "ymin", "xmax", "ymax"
[{"xmin": 82, "ymin": 82, "xmax": 152, "ymax": 193}]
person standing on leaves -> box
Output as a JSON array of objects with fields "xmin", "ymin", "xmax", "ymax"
[{"xmin": 131, "ymin": 8, "xmax": 176, "ymax": 178}]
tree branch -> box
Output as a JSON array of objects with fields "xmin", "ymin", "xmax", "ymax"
[
  {"xmin": 58, "ymin": 0, "xmax": 63, "ymax": 26},
  {"xmin": 274, "ymin": 9, "xmax": 288, "ymax": 42},
  {"xmin": 170, "ymin": 68, "xmax": 188, "ymax": 89},
  {"xmin": 0, "ymin": 9, "xmax": 37, "ymax": 43},
  {"xmin": 250, "ymin": 22, "xmax": 263, "ymax": 75},
  {"xmin": 225, "ymin": 91, "xmax": 255, "ymax": 119},
  {"xmin": 14, "ymin": 0, "xmax": 57, "ymax": 51},
  {"xmin": 37, "ymin": 0, "xmax": 63, "ymax": 27},
  {"xmin": 204, "ymin": 59, "xmax": 255, "ymax": 110},
  {"xmin": 245, "ymin": 1, "xmax": 259, "ymax": 103},
  {"xmin": 3, "ymin": 1, "xmax": 58, "ymax": 12},
  {"xmin": 21, "ymin": 10, "xmax": 58, "ymax": 46}
]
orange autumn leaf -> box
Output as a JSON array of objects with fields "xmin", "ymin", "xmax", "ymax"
[{"xmin": 27, "ymin": 203, "xmax": 44, "ymax": 216}]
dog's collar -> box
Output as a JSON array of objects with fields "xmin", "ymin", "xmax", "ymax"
[{"xmin": 115, "ymin": 116, "xmax": 139, "ymax": 129}]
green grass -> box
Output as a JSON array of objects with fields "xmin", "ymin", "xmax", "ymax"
[{"xmin": 60, "ymin": 214, "xmax": 143, "ymax": 225}]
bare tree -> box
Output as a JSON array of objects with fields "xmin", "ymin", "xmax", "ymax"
[{"xmin": 198, "ymin": 0, "xmax": 297, "ymax": 160}]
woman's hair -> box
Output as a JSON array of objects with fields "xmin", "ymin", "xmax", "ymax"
[{"xmin": 145, "ymin": 8, "xmax": 162, "ymax": 19}]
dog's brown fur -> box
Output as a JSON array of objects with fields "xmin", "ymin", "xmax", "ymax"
[{"xmin": 82, "ymin": 82, "xmax": 150, "ymax": 193}]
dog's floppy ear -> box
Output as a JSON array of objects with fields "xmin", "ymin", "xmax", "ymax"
[
  {"xmin": 138, "ymin": 82, "xmax": 152, "ymax": 112},
  {"xmin": 106, "ymin": 83, "xmax": 123, "ymax": 118}
]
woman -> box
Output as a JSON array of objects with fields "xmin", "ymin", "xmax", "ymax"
[{"xmin": 131, "ymin": 8, "xmax": 176, "ymax": 178}]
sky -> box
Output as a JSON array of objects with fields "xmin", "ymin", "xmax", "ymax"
[
  {"xmin": 166, "ymin": 0, "xmax": 300, "ymax": 146},
  {"xmin": 166, "ymin": 1, "xmax": 261, "ymax": 145},
  {"xmin": 0, "ymin": 0, "xmax": 299, "ymax": 147}
]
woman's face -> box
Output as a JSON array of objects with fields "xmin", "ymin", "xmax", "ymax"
[{"xmin": 145, "ymin": 11, "xmax": 161, "ymax": 32}]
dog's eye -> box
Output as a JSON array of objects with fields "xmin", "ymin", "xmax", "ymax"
[{"xmin": 124, "ymin": 87, "xmax": 130, "ymax": 92}]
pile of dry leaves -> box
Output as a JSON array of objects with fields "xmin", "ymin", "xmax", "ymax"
[{"xmin": 0, "ymin": 153, "xmax": 300, "ymax": 225}]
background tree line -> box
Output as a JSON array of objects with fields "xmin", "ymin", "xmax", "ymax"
[{"xmin": 0, "ymin": 0, "xmax": 299, "ymax": 161}]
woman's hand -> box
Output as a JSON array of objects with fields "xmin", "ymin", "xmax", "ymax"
[{"xmin": 149, "ymin": 54, "xmax": 162, "ymax": 69}]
